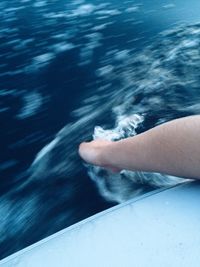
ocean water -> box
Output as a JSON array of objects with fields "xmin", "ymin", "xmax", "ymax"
[{"xmin": 1, "ymin": 0, "xmax": 200, "ymax": 259}]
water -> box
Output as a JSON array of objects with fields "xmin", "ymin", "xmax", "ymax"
[{"xmin": 1, "ymin": 0, "xmax": 200, "ymax": 259}]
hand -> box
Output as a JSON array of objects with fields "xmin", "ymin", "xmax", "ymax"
[{"xmin": 79, "ymin": 139, "xmax": 121, "ymax": 173}]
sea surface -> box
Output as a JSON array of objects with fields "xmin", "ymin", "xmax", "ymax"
[{"xmin": 1, "ymin": 0, "xmax": 200, "ymax": 259}]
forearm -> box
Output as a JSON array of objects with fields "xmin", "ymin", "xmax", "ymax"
[{"xmin": 107, "ymin": 115, "xmax": 200, "ymax": 179}]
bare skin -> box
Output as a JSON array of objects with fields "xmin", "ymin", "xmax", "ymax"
[{"xmin": 79, "ymin": 115, "xmax": 200, "ymax": 179}]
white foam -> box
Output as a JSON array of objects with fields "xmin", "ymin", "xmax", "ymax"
[
  {"xmin": 28, "ymin": 23, "xmax": 200, "ymax": 204},
  {"xmin": 34, "ymin": 53, "xmax": 54, "ymax": 64},
  {"xmin": 25, "ymin": 53, "xmax": 55, "ymax": 73},
  {"xmin": 92, "ymin": 22, "xmax": 113, "ymax": 31},
  {"xmin": 33, "ymin": 137, "xmax": 60, "ymax": 166},
  {"xmin": 114, "ymin": 50, "xmax": 130, "ymax": 61},
  {"xmin": 16, "ymin": 91, "xmax": 43, "ymax": 119},
  {"xmin": 73, "ymin": 4, "xmax": 96, "ymax": 16},
  {"xmin": 79, "ymin": 33, "xmax": 103, "ymax": 65},
  {"xmin": 51, "ymin": 42, "xmax": 75, "ymax": 53},
  {"xmin": 126, "ymin": 6, "xmax": 140, "ymax": 13},
  {"xmin": 33, "ymin": 1, "xmax": 47, "ymax": 8},
  {"xmin": 96, "ymin": 65, "xmax": 114, "ymax": 77},
  {"xmin": 93, "ymin": 114, "xmax": 143, "ymax": 141},
  {"xmin": 94, "ymin": 9, "xmax": 121, "ymax": 16},
  {"xmin": 88, "ymin": 114, "xmax": 187, "ymax": 203},
  {"xmin": 162, "ymin": 4, "xmax": 176, "ymax": 9}
]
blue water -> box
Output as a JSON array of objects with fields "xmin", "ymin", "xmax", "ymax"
[{"xmin": 1, "ymin": 0, "xmax": 200, "ymax": 259}]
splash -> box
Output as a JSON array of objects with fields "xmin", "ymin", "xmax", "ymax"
[
  {"xmin": 93, "ymin": 114, "xmax": 143, "ymax": 141},
  {"xmin": 88, "ymin": 115, "xmax": 186, "ymax": 203},
  {"xmin": 31, "ymin": 23, "xmax": 200, "ymax": 204},
  {"xmin": 29, "ymin": 23, "xmax": 200, "ymax": 205},
  {"xmin": 1, "ymin": 19, "xmax": 200, "ymax": 258}
]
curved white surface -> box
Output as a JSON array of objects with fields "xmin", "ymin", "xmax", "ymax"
[{"xmin": 1, "ymin": 182, "xmax": 200, "ymax": 267}]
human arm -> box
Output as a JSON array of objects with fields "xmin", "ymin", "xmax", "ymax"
[{"xmin": 79, "ymin": 115, "xmax": 200, "ymax": 179}]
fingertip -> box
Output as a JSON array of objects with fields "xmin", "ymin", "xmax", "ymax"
[
  {"xmin": 78, "ymin": 141, "xmax": 89, "ymax": 157},
  {"xmin": 78, "ymin": 142, "xmax": 85, "ymax": 155}
]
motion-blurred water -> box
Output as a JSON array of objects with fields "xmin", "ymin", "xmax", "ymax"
[{"xmin": 1, "ymin": 0, "xmax": 200, "ymax": 259}]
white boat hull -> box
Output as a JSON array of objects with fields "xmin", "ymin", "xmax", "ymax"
[{"xmin": 1, "ymin": 182, "xmax": 200, "ymax": 267}]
